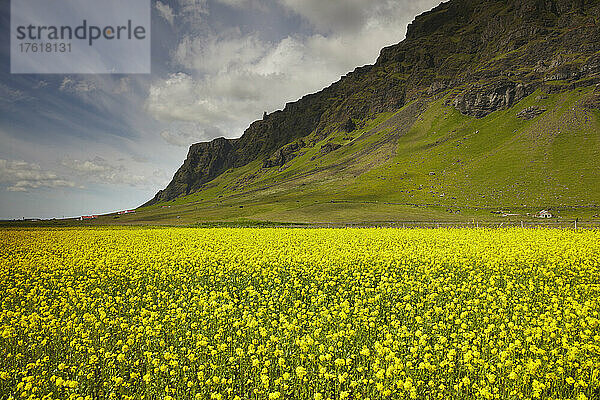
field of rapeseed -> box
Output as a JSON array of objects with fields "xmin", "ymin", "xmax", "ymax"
[{"xmin": 0, "ymin": 228, "xmax": 599, "ymax": 400}]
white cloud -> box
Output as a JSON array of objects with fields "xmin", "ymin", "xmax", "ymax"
[
  {"xmin": 62, "ymin": 158, "xmax": 114, "ymax": 174},
  {"xmin": 160, "ymin": 123, "xmax": 225, "ymax": 147},
  {"xmin": 146, "ymin": 34, "xmax": 346, "ymax": 135},
  {"xmin": 173, "ymin": 31, "xmax": 267, "ymax": 74},
  {"xmin": 0, "ymin": 159, "xmax": 77, "ymax": 192},
  {"xmin": 278, "ymin": 0, "xmax": 367, "ymax": 33},
  {"xmin": 179, "ymin": 0, "xmax": 208, "ymax": 13},
  {"xmin": 146, "ymin": 1, "xmax": 442, "ymax": 139},
  {"xmin": 213, "ymin": 0, "xmax": 267, "ymax": 11},
  {"xmin": 156, "ymin": 1, "xmax": 175, "ymax": 25},
  {"xmin": 7, "ymin": 180, "xmax": 76, "ymax": 192},
  {"xmin": 155, "ymin": 0, "xmax": 209, "ymax": 33},
  {"xmin": 33, "ymin": 80, "xmax": 49, "ymax": 89},
  {"xmin": 113, "ymin": 77, "xmax": 132, "ymax": 94},
  {"xmin": 0, "ymin": 83, "xmax": 30, "ymax": 103},
  {"xmin": 277, "ymin": 0, "xmax": 441, "ymax": 34},
  {"xmin": 147, "ymin": 73, "xmax": 219, "ymax": 123},
  {"xmin": 178, "ymin": 0, "xmax": 209, "ymax": 25},
  {"xmin": 59, "ymin": 77, "xmax": 97, "ymax": 94},
  {"xmin": 61, "ymin": 157, "xmax": 167, "ymax": 188}
]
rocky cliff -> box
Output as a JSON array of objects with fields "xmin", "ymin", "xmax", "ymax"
[{"xmin": 144, "ymin": 0, "xmax": 600, "ymax": 206}]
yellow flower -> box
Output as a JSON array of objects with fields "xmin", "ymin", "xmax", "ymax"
[
  {"xmin": 2, "ymin": 227, "xmax": 599, "ymax": 400},
  {"xmin": 295, "ymin": 366, "xmax": 307, "ymax": 379}
]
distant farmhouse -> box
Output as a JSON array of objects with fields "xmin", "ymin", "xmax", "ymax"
[
  {"xmin": 80, "ymin": 215, "xmax": 98, "ymax": 221},
  {"xmin": 534, "ymin": 210, "xmax": 553, "ymax": 219}
]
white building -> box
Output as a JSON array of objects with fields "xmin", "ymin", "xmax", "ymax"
[{"xmin": 535, "ymin": 210, "xmax": 553, "ymax": 219}]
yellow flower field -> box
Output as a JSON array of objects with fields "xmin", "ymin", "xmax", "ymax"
[{"xmin": 1, "ymin": 228, "xmax": 599, "ymax": 400}]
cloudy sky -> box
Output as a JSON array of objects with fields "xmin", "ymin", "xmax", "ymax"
[{"xmin": 0, "ymin": 0, "xmax": 441, "ymax": 219}]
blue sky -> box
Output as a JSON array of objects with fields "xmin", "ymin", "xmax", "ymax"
[{"xmin": 0, "ymin": 0, "xmax": 441, "ymax": 219}]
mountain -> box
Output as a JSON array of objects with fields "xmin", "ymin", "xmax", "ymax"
[{"xmin": 139, "ymin": 0, "xmax": 600, "ymax": 224}]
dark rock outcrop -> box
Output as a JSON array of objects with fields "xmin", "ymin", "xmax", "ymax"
[
  {"xmin": 583, "ymin": 84, "xmax": 600, "ymax": 110},
  {"xmin": 320, "ymin": 143, "xmax": 342, "ymax": 155},
  {"xmin": 452, "ymin": 80, "xmax": 533, "ymax": 118},
  {"xmin": 342, "ymin": 118, "xmax": 356, "ymax": 133},
  {"xmin": 310, "ymin": 143, "xmax": 342, "ymax": 161},
  {"xmin": 517, "ymin": 106, "xmax": 547, "ymax": 120},
  {"xmin": 145, "ymin": 138, "xmax": 233, "ymax": 205},
  {"xmin": 262, "ymin": 141, "xmax": 304, "ymax": 168}
]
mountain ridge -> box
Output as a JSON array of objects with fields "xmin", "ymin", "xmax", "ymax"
[{"xmin": 143, "ymin": 0, "xmax": 600, "ymax": 216}]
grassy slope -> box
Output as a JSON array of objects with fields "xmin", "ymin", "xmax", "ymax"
[{"xmin": 113, "ymin": 88, "xmax": 600, "ymax": 225}]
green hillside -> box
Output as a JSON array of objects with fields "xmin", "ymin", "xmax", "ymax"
[
  {"xmin": 122, "ymin": 88, "xmax": 600, "ymax": 225},
  {"xmin": 124, "ymin": 0, "xmax": 600, "ymax": 226}
]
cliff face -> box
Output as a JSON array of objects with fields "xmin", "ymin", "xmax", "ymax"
[
  {"xmin": 149, "ymin": 138, "xmax": 234, "ymax": 204},
  {"xmin": 144, "ymin": 0, "xmax": 600, "ymax": 206}
]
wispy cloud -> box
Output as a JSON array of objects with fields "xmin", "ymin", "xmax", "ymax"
[
  {"xmin": 0, "ymin": 159, "xmax": 77, "ymax": 192},
  {"xmin": 156, "ymin": 1, "xmax": 175, "ymax": 25},
  {"xmin": 59, "ymin": 77, "xmax": 98, "ymax": 94},
  {"xmin": 0, "ymin": 83, "xmax": 30, "ymax": 103},
  {"xmin": 160, "ymin": 122, "xmax": 225, "ymax": 146},
  {"xmin": 61, "ymin": 156, "xmax": 167, "ymax": 188}
]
